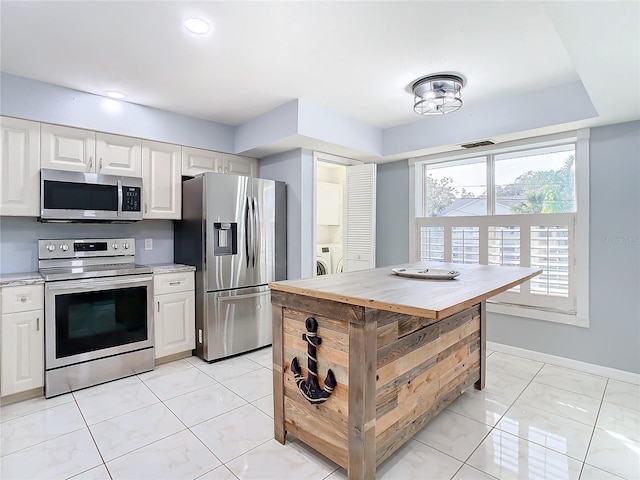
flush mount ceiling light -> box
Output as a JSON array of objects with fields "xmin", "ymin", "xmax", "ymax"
[
  {"xmin": 105, "ymin": 91, "xmax": 126, "ymax": 100},
  {"xmin": 412, "ymin": 74, "xmax": 464, "ymax": 115},
  {"xmin": 184, "ymin": 18, "xmax": 211, "ymax": 34}
]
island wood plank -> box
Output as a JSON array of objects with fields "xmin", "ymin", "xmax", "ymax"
[
  {"xmin": 270, "ymin": 262, "xmax": 540, "ymax": 480},
  {"xmin": 271, "ymin": 262, "xmax": 542, "ymax": 320}
]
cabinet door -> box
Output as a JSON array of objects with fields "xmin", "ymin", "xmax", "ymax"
[
  {"xmin": 317, "ymin": 182, "xmax": 342, "ymax": 226},
  {"xmin": 142, "ymin": 140, "xmax": 181, "ymax": 219},
  {"xmin": 182, "ymin": 147, "xmax": 223, "ymax": 176},
  {"xmin": 223, "ymin": 153, "xmax": 258, "ymax": 177},
  {"xmin": 96, "ymin": 133, "xmax": 142, "ymax": 177},
  {"xmin": 345, "ymin": 163, "xmax": 376, "ymax": 272},
  {"xmin": 154, "ymin": 291, "xmax": 195, "ymax": 359},
  {"xmin": 0, "ymin": 117, "xmax": 41, "ymax": 216},
  {"xmin": 41, "ymin": 124, "xmax": 96, "ymax": 172},
  {"xmin": 1, "ymin": 310, "xmax": 44, "ymax": 396}
]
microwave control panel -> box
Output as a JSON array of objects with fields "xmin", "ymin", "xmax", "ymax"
[{"xmin": 122, "ymin": 186, "xmax": 141, "ymax": 212}]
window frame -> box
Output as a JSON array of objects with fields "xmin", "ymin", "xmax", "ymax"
[{"xmin": 408, "ymin": 129, "xmax": 590, "ymax": 327}]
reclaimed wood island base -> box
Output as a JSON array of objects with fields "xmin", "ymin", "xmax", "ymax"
[{"xmin": 270, "ymin": 262, "xmax": 540, "ymax": 479}]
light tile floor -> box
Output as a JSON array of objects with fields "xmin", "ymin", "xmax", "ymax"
[{"xmin": 1, "ymin": 348, "xmax": 639, "ymax": 480}]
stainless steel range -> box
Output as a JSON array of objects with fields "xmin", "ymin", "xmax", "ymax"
[{"xmin": 39, "ymin": 238, "xmax": 154, "ymax": 398}]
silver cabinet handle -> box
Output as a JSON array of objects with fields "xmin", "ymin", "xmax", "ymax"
[
  {"xmin": 144, "ymin": 203, "xmax": 148, "ymax": 214},
  {"xmin": 20, "ymin": 296, "xmax": 27, "ymax": 303},
  {"xmin": 157, "ymin": 301, "xmax": 160, "ymax": 312},
  {"xmin": 99, "ymin": 158, "xmax": 103, "ymax": 171},
  {"xmin": 88, "ymin": 156, "xmax": 93, "ymax": 171},
  {"xmin": 36, "ymin": 317, "xmax": 40, "ymax": 331},
  {"xmin": 169, "ymin": 281, "xmax": 181, "ymax": 286}
]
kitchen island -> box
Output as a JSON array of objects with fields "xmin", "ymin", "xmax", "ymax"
[{"xmin": 269, "ymin": 262, "xmax": 541, "ymax": 479}]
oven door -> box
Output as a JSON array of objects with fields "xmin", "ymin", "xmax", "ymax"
[{"xmin": 44, "ymin": 274, "xmax": 154, "ymax": 369}]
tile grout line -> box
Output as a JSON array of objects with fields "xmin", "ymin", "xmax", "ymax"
[
  {"xmin": 579, "ymin": 377, "xmax": 616, "ymax": 479},
  {"xmin": 457, "ymin": 360, "xmax": 546, "ymax": 478},
  {"xmin": 72, "ymin": 392, "xmax": 113, "ymax": 480}
]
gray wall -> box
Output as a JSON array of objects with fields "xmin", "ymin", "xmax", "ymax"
[
  {"xmin": 376, "ymin": 160, "xmax": 410, "ymax": 267},
  {"xmin": 0, "ymin": 217, "xmax": 174, "ymax": 273},
  {"xmin": 259, "ymin": 149, "xmax": 314, "ymax": 280},
  {"xmin": 375, "ymin": 121, "xmax": 640, "ymax": 373},
  {"xmin": 0, "ymin": 73, "xmax": 234, "ymax": 153},
  {"xmin": 489, "ymin": 121, "xmax": 640, "ymax": 373}
]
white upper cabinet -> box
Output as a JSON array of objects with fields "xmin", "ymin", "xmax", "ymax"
[
  {"xmin": 182, "ymin": 146, "xmax": 223, "ymax": 176},
  {"xmin": 142, "ymin": 140, "xmax": 181, "ymax": 219},
  {"xmin": 0, "ymin": 117, "xmax": 41, "ymax": 216},
  {"xmin": 95, "ymin": 133, "xmax": 142, "ymax": 177},
  {"xmin": 182, "ymin": 147, "xmax": 258, "ymax": 178},
  {"xmin": 223, "ymin": 153, "xmax": 258, "ymax": 177},
  {"xmin": 317, "ymin": 181, "xmax": 342, "ymax": 226},
  {"xmin": 41, "ymin": 124, "xmax": 95, "ymax": 172},
  {"xmin": 41, "ymin": 124, "xmax": 141, "ymax": 177}
]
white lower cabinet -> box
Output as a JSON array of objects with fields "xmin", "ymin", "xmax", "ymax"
[
  {"xmin": 1, "ymin": 284, "xmax": 44, "ymax": 397},
  {"xmin": 153, "ymin": 271, "xmax": 195, "ymax": 360}
]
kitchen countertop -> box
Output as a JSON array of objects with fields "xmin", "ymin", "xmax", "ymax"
[
  {"xmin": 0, "ymin": 272, "xmax": 44, "ymax": 287},
  {"xmin": 270, "ymin": 261, "xmax": 542, "ymax": 320},
  {"xmin": 1, "ymin": 264, "xmax": 195, "ymax": 286},
  {"xmin": 149, "ymin": 263, "xmax": 196, "ymax": 274}
]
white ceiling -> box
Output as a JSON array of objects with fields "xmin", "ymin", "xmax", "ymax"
[{"xmin": 1, "ymin": 1, "xmax": 638, "ymax": 159}]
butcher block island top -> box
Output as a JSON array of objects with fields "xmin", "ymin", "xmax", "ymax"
[{"xmin": 269, "ymin": 262, "xmax": 541, "ymax": 480}]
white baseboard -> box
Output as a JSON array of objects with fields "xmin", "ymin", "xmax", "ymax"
[{"xmin": 487, "ymin": 341, "xmax": 640, "ymax": 385}]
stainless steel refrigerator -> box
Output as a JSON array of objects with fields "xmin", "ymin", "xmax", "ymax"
[{"xmin": 174, "ymin": 173, "xmax": 286, "ymax": 361}]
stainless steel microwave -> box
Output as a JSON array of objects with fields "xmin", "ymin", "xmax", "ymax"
[{"xmin": 40, "ymin": 169, "xmax": 143, "ymax": 223}]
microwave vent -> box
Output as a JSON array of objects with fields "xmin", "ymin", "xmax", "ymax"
[{"xmin": 460, "ymin": 140, "xmax": 495, "ymax": 149}]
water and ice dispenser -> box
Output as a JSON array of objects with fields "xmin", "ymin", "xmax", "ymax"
[{"xmin": 213, "ymin": 222, "xmax": 237, "ymax": 255}]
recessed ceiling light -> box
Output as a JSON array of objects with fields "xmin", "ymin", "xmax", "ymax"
[
  {"xmin": 184, "ymin": 18, "xmax": 210, "ymax": 35},
  {"xmin": 106, "ymin": 91, "xmax": 126, "ymax": 100}
]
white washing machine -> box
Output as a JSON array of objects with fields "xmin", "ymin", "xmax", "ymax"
[
  {"xmin": 329, "ymin": 244, "xmax": 343, "ymax": 274},
  {"xmin": 316, "ymin": 244, "xmax": 332, "ymax": 276}
]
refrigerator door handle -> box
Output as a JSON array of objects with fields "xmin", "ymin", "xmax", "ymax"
[
  {"xmin": 245, "ymin": 198, "xmax": 251, "ymax": 268},
  {"xmin": 252, "ymin": 196, "xmax": 259, "ymax": 268}
]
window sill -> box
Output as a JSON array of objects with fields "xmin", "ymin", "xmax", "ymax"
[{"xmin": 486, "ymin": 301, "xmax": 589, "ymax": 328}]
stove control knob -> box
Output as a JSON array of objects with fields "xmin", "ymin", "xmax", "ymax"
[
  {"xmin": 60, "ymin": 244, "xmax": 69, "ymax": 252},
  {"xmin": 112, "ymin": 243, "xmax": 119, "ymax": 250},
  {"xmin": 122, "ymin": 242, "xmax": 130, "ymax": 250},
  {"xmin": 45, "ymin": 244, "xmax": 56, "ymax": 252}
]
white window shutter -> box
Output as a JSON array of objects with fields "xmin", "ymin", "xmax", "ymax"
[{"xmin": 345, "ymin": 163, "xmax": 376, "ymax": 272}]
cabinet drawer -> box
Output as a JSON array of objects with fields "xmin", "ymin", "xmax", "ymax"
[
  {"xmin": 153, "ymin": 272, "xmax": 194, "ymax": 295},
  {"xmin": 1, "ymin": 285, "xmax": 44, "ymax": 314}
]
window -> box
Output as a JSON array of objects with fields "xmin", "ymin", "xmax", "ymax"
[{"xmin": 410, "ymin": 130, "xmax": 589, "ymax": 327}]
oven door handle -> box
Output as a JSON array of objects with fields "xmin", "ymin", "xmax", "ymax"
[{"xmin": 45, "ymin": 275, "xmax": 153, "ymax": 291}]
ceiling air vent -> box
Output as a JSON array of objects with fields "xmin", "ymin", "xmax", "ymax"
[{"xmin": 460, "ymin": 140, "xmax": 495, "ymax": 149}]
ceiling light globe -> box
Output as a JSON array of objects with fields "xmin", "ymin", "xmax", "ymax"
[
  {"xmin": 185, "ymin": 18, "xmax": 211, "ymax": 35},
  {"xmin": 106, "ymin": 91, "xmax": 126, "ymax": 100}
]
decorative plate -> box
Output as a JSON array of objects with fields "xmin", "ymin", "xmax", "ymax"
[{"xmin": 391, "ymin": 267, "xmax": 460, "ymax": 280}]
